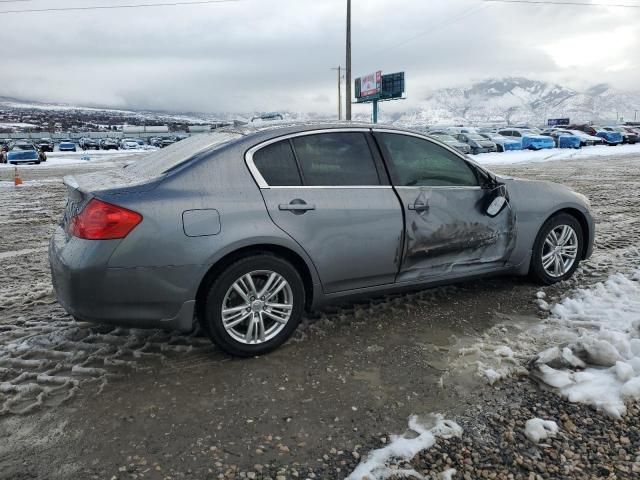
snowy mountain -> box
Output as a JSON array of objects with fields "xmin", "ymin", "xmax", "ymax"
[
  {"xmin": 393, "ymin": 77, "xmax": 640, "ymax": 127},
  {"xmin": 2, "ymin": 77, "xmax": 639, "ymax": 129}
]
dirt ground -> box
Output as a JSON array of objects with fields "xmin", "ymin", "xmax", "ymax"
[{"xmin": 0, "ymin": 153, "xmax": 639, "ymax": 479}]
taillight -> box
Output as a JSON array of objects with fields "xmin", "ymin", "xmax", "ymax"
[{"xmin": 70, "ymin": 198, "xmax": 142, "ymax": 240}]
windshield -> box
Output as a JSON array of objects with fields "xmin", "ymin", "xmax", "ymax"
[
  {"xmin": 432, "ymin": 134, "xmax": 456, "ymax": 142},
  {"xmin": 122, "ymin": 131, "xmax": 242, "ymax": 178},
  {"xmin": 467, "ymin": 134, "xmax": 485, "ymax": 141},
  {"xmin": 485, "ymin": 133, "xmax": 504, "ymax": 140},
  {"xmin": 13, "ymin": 144, "xmax": 35, "ymax": 150}
]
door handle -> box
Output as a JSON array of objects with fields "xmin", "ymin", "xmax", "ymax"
[
  {"xmin": 279, "ymin": 202, "xmax": 316, "ymax": 212},
  {"xmin": 408, "ymin": 202, "xmax": 429, "ymax": 212}
]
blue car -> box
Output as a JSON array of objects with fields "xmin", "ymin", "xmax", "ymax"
[
  {"xmin": 541, "ymin": 130, "xmax": 581, "ymax": 149},
  {"xmin": 58, "ymin": 141, "xmax": 77, "ymax": 152},
  {"xmin": 498, "ymin": 128, "xmax": 555, "ymax": 150},
  {"xmin": 479, "ymin": 132, "xmax": 523, "ymax": 152},
  {"xmin": 6, "ymin": 149, "xmax": 41, "ymax": 165},
  {"xmin": 596, "ymin": 130, "xmax": 623, "ymax": 146}
]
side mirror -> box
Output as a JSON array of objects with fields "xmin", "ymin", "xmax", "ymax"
[{"xmin": 485, "ymin": 185, "xmax": 508, "ymax": 217}]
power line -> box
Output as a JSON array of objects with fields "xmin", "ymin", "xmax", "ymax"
[
  {"xmin": 377, "ymin": 3, "xmax": 488, "ymax": 54},
  {"xmin": 0, "ymin": 0, "xmax": 242, "ymax": 14},
  {"xmin": 484, "ymin": 0, "xmax": 640, "ymax": 8}
]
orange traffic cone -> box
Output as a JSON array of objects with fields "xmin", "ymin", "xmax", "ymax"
[{"xmin": 14, "ymin": 167, "xmax": 23, "ymax": 186}]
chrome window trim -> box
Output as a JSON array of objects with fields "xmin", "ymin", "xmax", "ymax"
[
  {"xmin": 245, "ymin": 128, "xmax": 374, "ymax": 189},
  {"xmin": 268, "ymin": 185, "xmax": 393, "ymax": 190},
  {"xmin": 395, "ymin": 186, "xmax": 482, "ymax": 191}
]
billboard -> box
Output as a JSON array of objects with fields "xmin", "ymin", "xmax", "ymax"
[
  {"xmin": 356, "ymin": 71, "xmax": 382, "ymax": 99},
  {"xmin": 547, "ymin": 118, "xmax": 570, "ymax": 127},
  {"xmin": 381, "ymin": 72, "xmax": 405, "ymax": 100},
  {"xmin": 356, "ymin": 71, "xmax": 405, "ymax": 104}
]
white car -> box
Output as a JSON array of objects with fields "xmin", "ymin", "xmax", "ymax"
[
  {"xmin": 120, "ymin": 140, "xmax": 141, "ymax": 150},
  {"xmin": 565, "ymin": 130, "xmax": 604, "ymax": 147}
]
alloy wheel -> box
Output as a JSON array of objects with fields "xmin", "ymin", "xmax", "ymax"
[
  {"xmin": 541, "ymin": 225, "xmax": 578, "ymax": 278},
  {"xmin": 221, "ymin": 270, "xmax": 293, "ymax": 345}
]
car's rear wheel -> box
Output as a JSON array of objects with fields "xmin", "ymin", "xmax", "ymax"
[
  {"xmin": 202, "ymin": 254, "xmax": 305, "ymax": 357},
  {"xmin": 530, "ymin": 213, "xmax": 583, "ymax": 285}
]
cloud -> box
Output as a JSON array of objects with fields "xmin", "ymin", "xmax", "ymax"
[{"xmin": 0, "ymin": 0, "xmax": 637, "ymax": 113}]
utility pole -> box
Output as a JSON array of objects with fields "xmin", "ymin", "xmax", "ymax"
[
  {"xmin": 345, "ymin": 0, "xmax": 352, "ymax": 121},
  {"xmin": 330, "ymin": 66, "xmax": 343, "ymax": 120}
]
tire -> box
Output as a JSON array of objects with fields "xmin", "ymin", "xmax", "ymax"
[
  {"xmin": 530, "ymin": 213, "xmax": 584, "ymax": 285},
  {"xmin": 497, "ymin": 145, "xmax": 504, "ymax": 153},
  {"xmin": 202, "ymin": 254, "xmax": 305, "ymax": 357}
]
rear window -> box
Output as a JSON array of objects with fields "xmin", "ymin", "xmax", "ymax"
[{"xmin": 123, "ymin": 131, "xmax": 242, "ymax": 178}]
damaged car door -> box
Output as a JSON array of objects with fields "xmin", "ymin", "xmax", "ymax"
[
  {"xmin": 374, "ymin": 131, "xmax": 516, "ymax": 282},
  {"xmin": 252, "ymin": 130, "xmax": 404, "ymax": 294}
]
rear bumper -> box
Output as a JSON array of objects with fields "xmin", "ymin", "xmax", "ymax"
[{"xmin": 49, "ymin": 227, "xmax": 198, "ymax": 332}]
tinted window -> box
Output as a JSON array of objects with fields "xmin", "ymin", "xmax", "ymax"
[
  {"xmin": 378, "ymin": 133, "xmax": 478, "ymax": 187},
  {"xmin": 292, "ymin": 133, "xmax": 380, "ymax": 186},
  {"xmin": 253, "ymin": 140, "xmax": 302, "ymax": 186}
]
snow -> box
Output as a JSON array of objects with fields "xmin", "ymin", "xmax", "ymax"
[
  {"xmin": 524, "ymin": 418, "xmax": 559, "ymax": 443},
  {"xmin": 347, "ymin": 414, "xmax": 463, "ymax": 480},
  {"xmin": 474, "ymin": 143, "xmax": 640, "ymax": 166},
  {"xmin": 0, "ymin": 150, "xmax": 149, "ymax": 169},
  {"xmin": 531, "ymin": 269, "xmax": 640, "ymax": 418}
]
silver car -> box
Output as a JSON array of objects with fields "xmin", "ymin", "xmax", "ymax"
[{"xmin": 50, "ymin": 124, "xmax": 594, "ymax": 356}]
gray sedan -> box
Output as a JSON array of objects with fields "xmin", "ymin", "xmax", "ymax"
[{"xmin": 50, "ymin": 124, "xmax": 594, "ymax": 356}]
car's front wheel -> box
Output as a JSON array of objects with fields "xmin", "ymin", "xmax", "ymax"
[
  {"xmin": 202, "ymin": 254, "xmax": 305, "ymax": 357},
  {"xmin": 530, "ymin": 213, "xmax": 583, "ymax": 285}
]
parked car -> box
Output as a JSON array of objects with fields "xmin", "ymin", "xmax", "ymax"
[
  {"xmin": 80, "ymin": 138, "xmax": 101, "ymax": 150},
  {"xmin": 120, "ymin": 139, "xmax": 141, "ymax": 150},
  {"xmin": 498, "ymin": 129, "xmax": 555, "ymax": 150},
  {"xmin": 49, "ymin": 124, "xmax": 594, "ymax": 357},
  {"xmin": 478, "ymin": 132, "xmax": 523, "ymax": 152},
  {"xmin": 100, "ymin": 138, "xmax": 119, "ymax": 150},
  {"xmin": 5, "ymin": 148, "xmax": 41, "ymax": 165},
  {"xmin": 10, "ymin": 141, "xmax": 46, "ymax": 161},
  {"xmin": 564, "ymin": 129, "xmax": 604, "ymax": 147},
  {"xmin": 602, "ymin": 126, "xmax": 637, "ymax": 144},
  {"xmin": 58, "ymin": 141, "xmax": 77, "ymax": 152},
  {"xmin": 36, "ymin": 138, "xmax": 55, "ymax": 152},
  {"xmin": 569, "ymin": 125, "xmax": 623, "ymax": 146},
  {"xmin": 540, "ymin": 130, "xmax": 581, "ymax": 149},
  {"xmin": 621, "ymin": 125, "xmax": 640, "ymax": 137},
  {"xmin": 454, "ymin": 132, "xmax": 497, "ymax": 154},
  {"xmin": 160, "ymin": 136, "xmax": 176, "ymax": 148},
  {"xmin": 427, "ymin": 132, "xmax": 471, "ymax": 154}
]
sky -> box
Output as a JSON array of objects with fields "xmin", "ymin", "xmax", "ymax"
[{"xmin": 0, "ymin": 0, "xmax": 638, "ymax": 114}]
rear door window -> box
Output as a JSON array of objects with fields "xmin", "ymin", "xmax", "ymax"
[
  {"xmin": 253, "ymin": 140, "xmax": 302, "ymax": 186},
  {"xmin": 291, "ymin": 132, "xmax": 380, "ymax": 186}
]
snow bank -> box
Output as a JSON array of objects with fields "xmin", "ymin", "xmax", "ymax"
[
  {"xmin": 347, "ymin": 414, "xmax": 462, "ymax": 480},
  {"xmin": 531, "ymin": 269, "xmax": 640, "ymax": 418},
  {"xmin": 524, "ymin": 418, "xmax": 559, "ymax": 443},
  {"xmin": 474, "ymin": 143, "xmax": 640, "ymax": 166}
]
